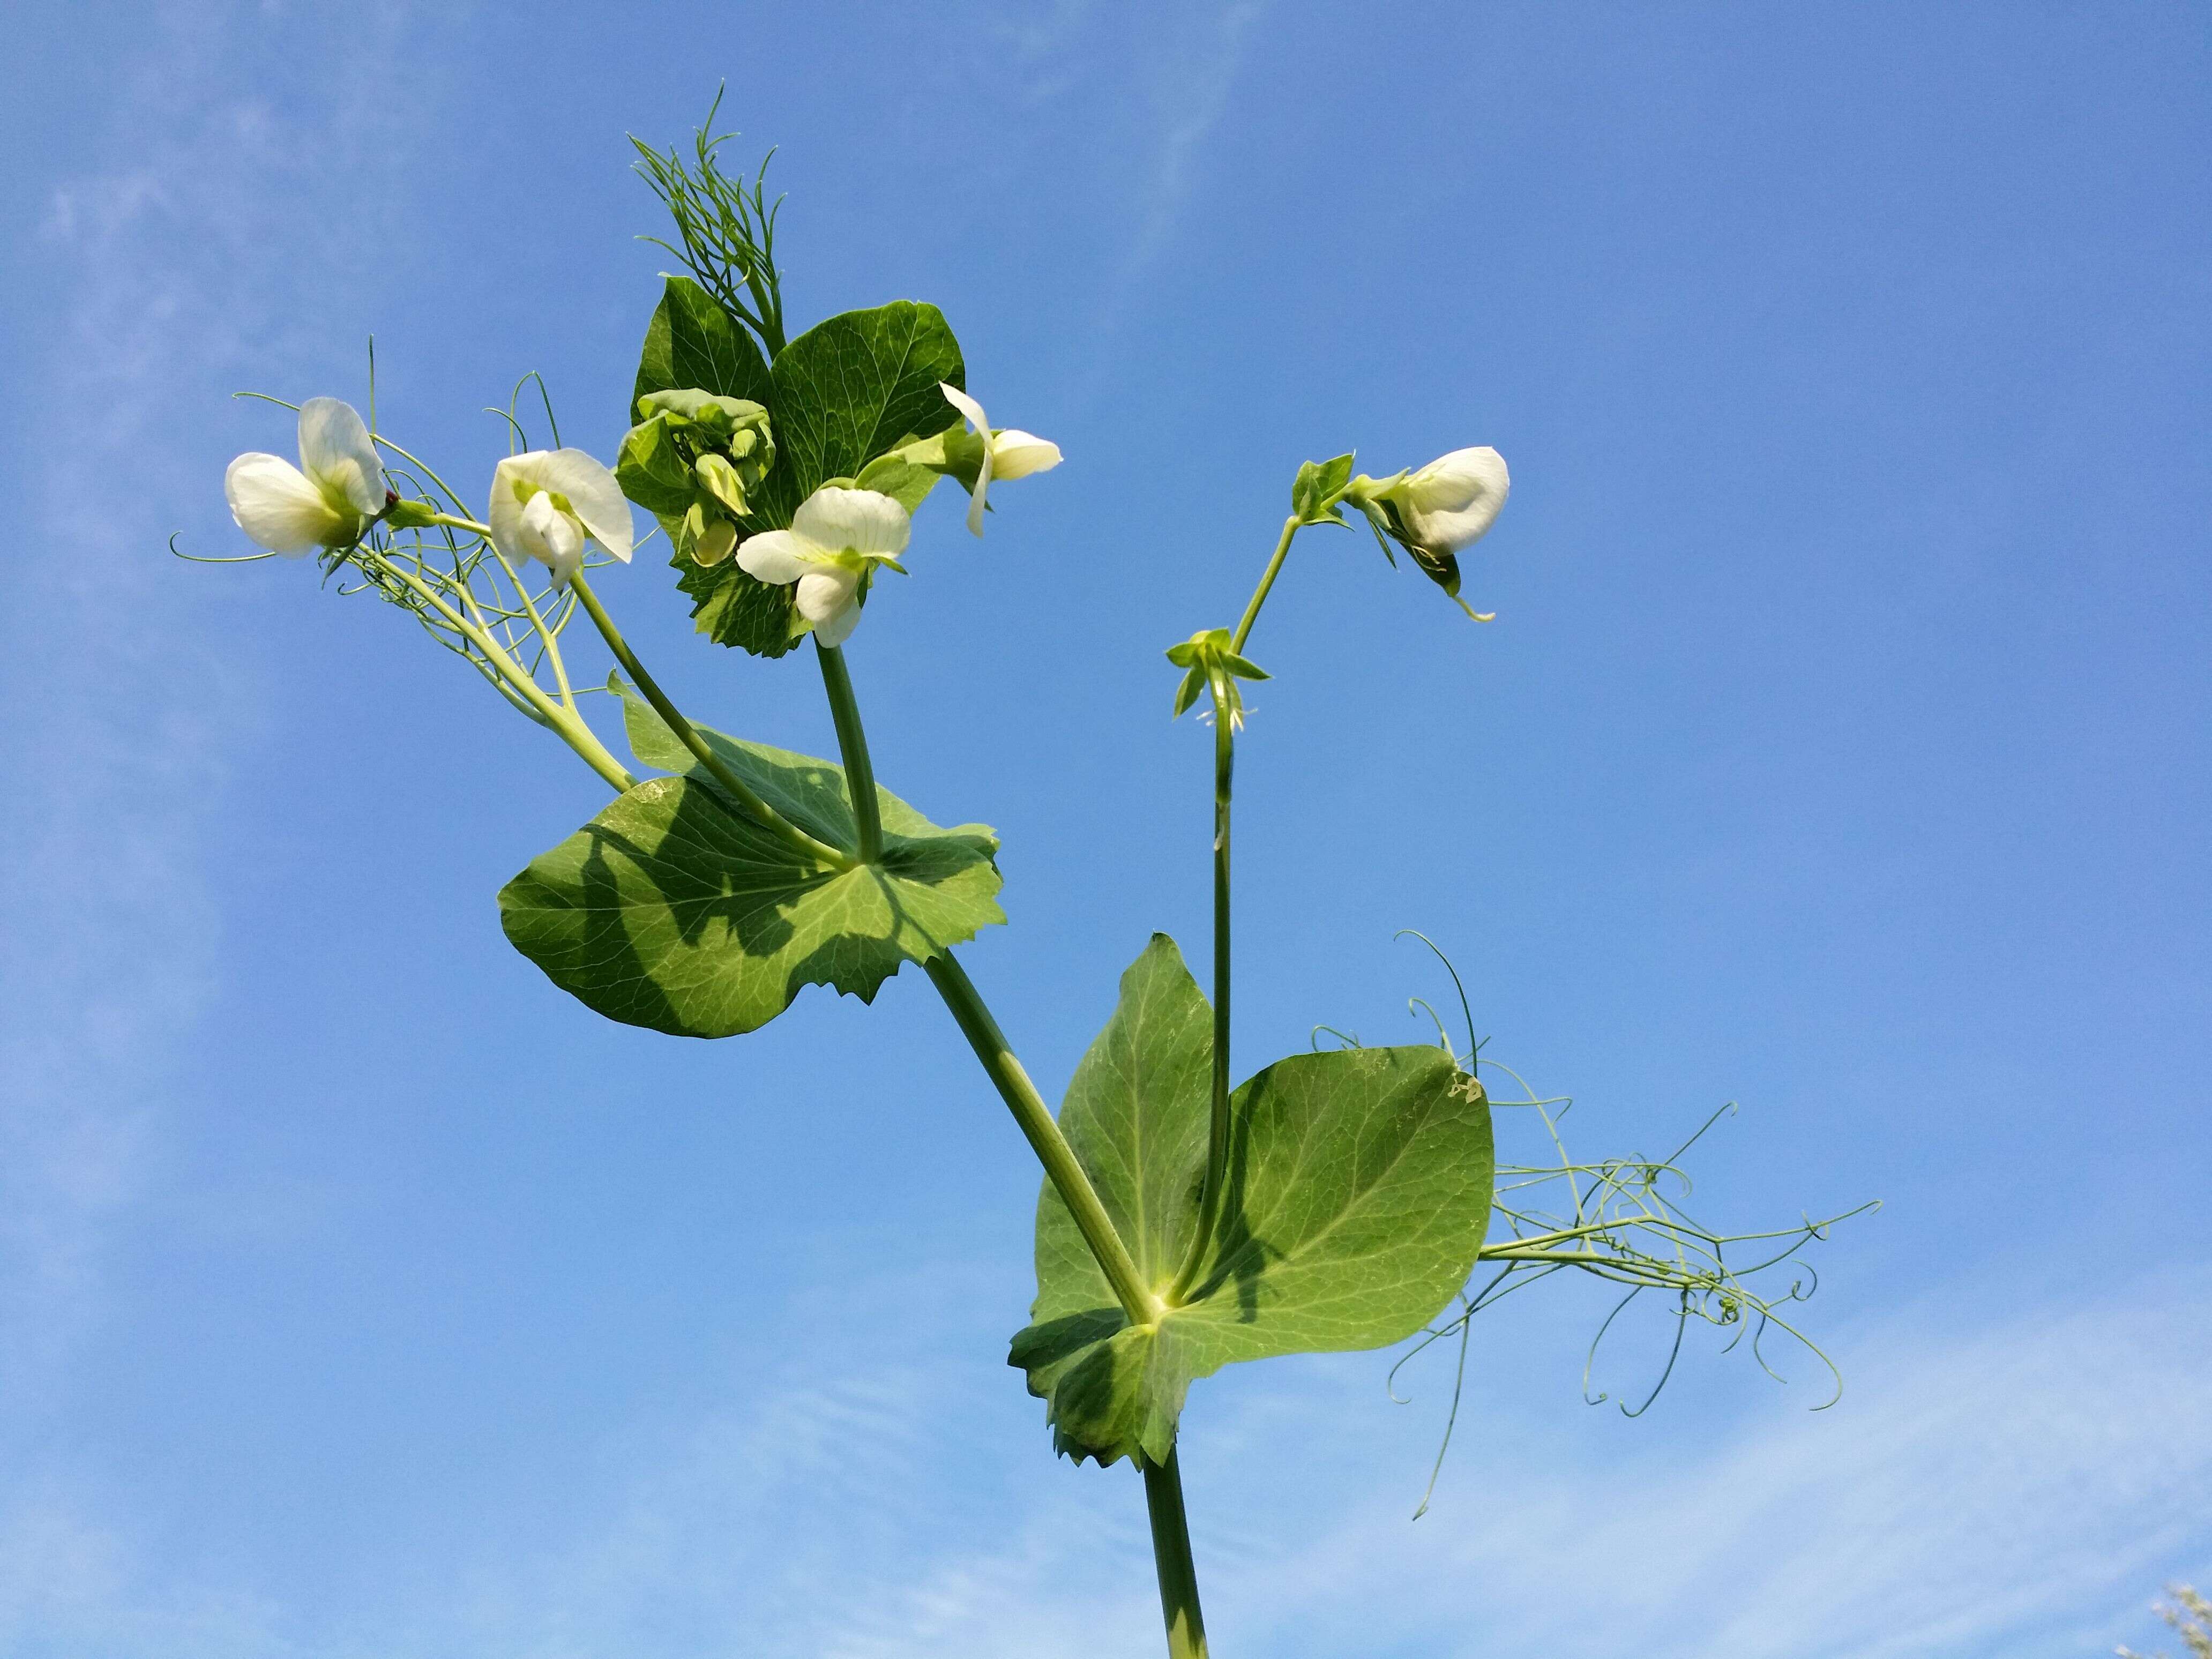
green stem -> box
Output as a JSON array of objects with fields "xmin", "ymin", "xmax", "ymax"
[
  {"xmin": 567, "ymin": 575, "xmax": 851, "ymax": 869},
  {"xmin": 1228, "ymin": 515, "xmax": 1300, "ymax": 655},
  {"xmin": 1168, "ymin": 696, "xmax": 1235, "ymax": 1304},
  {"xmin": 1142, "ymin": 1449, "xmax": 1210, "ymax": 1659},
  {"xmin": 824, "ymin": 638, "xmax": 1204, "ymax": 1659},
  {"xmin": 373, "ymin": 556, "xmax": 636, "ymax": 793},
  {"xmin": 923, "ymin": 953, "xmax": 1161, "ymax": 1327},
  {"xmin": 1163, "ymin": 519, "xmax": 1303, "ymax": 1302},
  {"xmin": 814, "ymin": 642, "xmax": 885, "ymax": 863}
]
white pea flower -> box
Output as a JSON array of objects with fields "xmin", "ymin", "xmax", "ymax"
[
  {"xmin": 1380, "ymin": 446, "xmax": 1509, "ymax": 556},
  {"xmin": 487, "ymin": 450, "xmax": 635, "ymax": 585},
  {"xmin": 938, "ymin": 383, "xmax": 1062, "ymax": 536},
  {"xmin": 223, "ymin": 397, "xmax": 387, "ymax": 556},
  {"xmin": 736, "ymin": 486, "xmax": 910, "ymax": 648}
]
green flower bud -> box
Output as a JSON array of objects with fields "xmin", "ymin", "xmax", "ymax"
[
  {"xmin": 383, "ymin": 496, "xmax": 442, "ymax": 530},
  {"xmin": 676, "ymin": 500, "xmax": 738, "ymax": 567},
  {"xmin": 694, "ymin": 452, "xmax": 751, "ymax": 519},
  {"xmin": 634, "ymin": 388, "xmax": 766, "ymax": 436}
]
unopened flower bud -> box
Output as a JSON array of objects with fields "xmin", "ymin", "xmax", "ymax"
[{"xmin": 694, "ymin": 452, "xmax": 752, "ymax": 519}]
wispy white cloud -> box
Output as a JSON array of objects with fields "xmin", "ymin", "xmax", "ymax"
[
  {"xmin": 1, "ymin": 1257, "xmax": 2201, "ymax": 1656},
  {"xmin": 1117, "ymin": 1, "xmax": 1268, "ymax": 283},
  {"xmin": 0, "ymin": 0, "xmax": 434, "ymax": 1402},
  {"xmin": 458, "ymin": 1262, "xmax": 2212, "ymax": 1659}
]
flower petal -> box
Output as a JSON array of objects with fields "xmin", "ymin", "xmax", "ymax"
[
  {"xmin": 790, "ymin": 486, "xmax": 911, "ymax": 559},
  {"xmin": 296, "ymin": 398, "xmax": 385, "ymax": 517},
  {"xmin": 799, "ymin": 571, "xmax": 864, "ymax": 646},
  {"xmin": 940, "ymin": 382, "xmax": 988, "ymax": 435},
  {"xmin": 794, "ymin": 567, "xmax": 862, "ymax": 627},
  {"xmin": 736, "ymin": 528, "xmax": 811, "ymax": 586},
  {"xmin": 812, "ymin": 596, "xmax": 863, "ymax": 648},
  {"xmin": 487, "ymin": 454, "xmax": 540, "ymax": 569},
  {"xmin": 518, "ymin": 492, "xmax": 586, "ymax": 584},
  {"xmin": 965, "ymin": 441, "xmax": 993, "ymax": 537},
  {"xmin": 514, "ymin": 447, "xmax": 634, "ymax": 562},
  {"xmin": 989, "ymin": 429, "xmax": 1062, "ymax": 482},
  {"xmin": 1395, "ymin": 446, "xmax": 1509, "ymax": 555},
  {"xmin": 225, "ymin": 452, "xmax": 341, "ymax": 556}
]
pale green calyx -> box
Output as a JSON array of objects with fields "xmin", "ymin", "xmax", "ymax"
[
  {"xmin": 222, "ymin": 396, "xmax": 388, "ymax": 557},
  {"xmin": 1164, "ymin": 627, "xmax": 1270, "ymax": 725},
  {"xmin": 735, "ymin": 485, "xmax": 911, "ymax": 648}
]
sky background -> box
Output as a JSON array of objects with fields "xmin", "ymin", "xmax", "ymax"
[{"xmin": 1, "ymin": 3, "xmax": 2207, "ymax": 1656}]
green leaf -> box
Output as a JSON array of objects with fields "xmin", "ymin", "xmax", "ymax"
[
  {"xmin": 1010, "ymin": 936, "xmax": 1493, "ymax": 1467},
  {"xmin": 641, "ymin": 293, "xmax": 966, "ymax": 657},
  {"xmin": 754, "ymin": 301, "xmax": 964, "ymax": 520},
  {"xmin": 853, "ymin": 451, "xmax": 943, "ymax": 515},
  {"xmin": 632, "ymin": 277, "xmax": 794, "ymax": 655},
  {"xmin": 1291, "ymin": 452, "xmax": 1355, "ymax": 526},
  {"xmin": 495, "ymin": 680, "xmax": 1004, "ymax": 1039},
  {"xmin": 614, "ymin": 414, "xmax": 698, "ymax": 518},
  {"xmin": 631, "ymin": 276, "xmax": 774, "ymax": 414}
]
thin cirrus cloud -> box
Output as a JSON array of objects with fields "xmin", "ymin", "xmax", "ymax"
[
  {"xmin": 0, "ymin": 1261, "xmax": 2202, "ymax": 1656},
  {"xmin": 0, "ymin": 4, "xmax": 431, "ymax": 1400},
  {"xmin": 433, "ymin": 1264, "xmax": 2210, "ymax": 1659}
]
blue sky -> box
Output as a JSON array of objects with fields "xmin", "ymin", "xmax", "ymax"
[{"xmin": 2, "ymin": 3, "xmax": 2207, "ymax": 1655}]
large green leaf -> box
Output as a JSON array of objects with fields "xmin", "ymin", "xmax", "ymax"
[
  {"xmin": 630, "ymin": 280, "xmax": 965, "ymax": 657},
  {"xmin": 495, "ymin": 682, "xmax": 1003, "ymax": 1038},
  {"xmin": 630, "ymin": 275, "xmax": 774, "ymax": 413},
  {"xmin": 1010, "ymin": 936, "xmax": 1493, "ymax": 1467}
]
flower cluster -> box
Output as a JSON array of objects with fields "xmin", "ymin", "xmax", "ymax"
[
  {"xmin": 614, "ymin": 389, "xmax": 775, "ymax": 568},
  {"xmin": 225, "ymin": 380, "xmax": 1065, "ymax": 653}
]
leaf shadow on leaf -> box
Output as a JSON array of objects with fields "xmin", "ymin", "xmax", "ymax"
[
  {"xmin": 1187, "ymin": 1094, "xmax": 1284, "ymax": 1325},
  {"xmin": 571, "ymin": 815, "xmax": 689, "ymax": 1037},
  {"xmin": 581, "ymin": 778, "xmax": 992, "ymax": 1001},
  {"xmin": 502, "ymin": 745, "xmax": 1005, "ymax": 1041}
]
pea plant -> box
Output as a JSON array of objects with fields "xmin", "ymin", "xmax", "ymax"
[{"xmin": 192, "ymin": 107, "xmax": 1871, "ymax": 1657}]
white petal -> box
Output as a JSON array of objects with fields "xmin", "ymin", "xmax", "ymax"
[
  {"xmin": 811, "ymin": 595, "xmax": 863, "ymax": 648},
  {"xmin": 794, "ymin": 567, "xmax": 862, "ymax": 627},
  {"xmin": 736, "ymin": 528, "xmax": 811, "ymax": 585},
  {"xmin": 989, "ymin": 429, "xmax": 1062, "ymax": 481},
  {"xmin": 1396, "ymin": 446, "xmax": 1509, "ymax": 555},
  {"xmin": 940, "ymin": 382, "xmax": 988, "ymax": 435},
  {"xmin": 513, "ymin": 447, "xmax": 634, "ymax": 562},
  {"xmin": 790, "ymin": 487, "xmax": 911, "ymax": 558},
  {"xmin": 966, "ymin": 442, "xmax": 994, "ymax": 537},
  {"xmin": 517, "ymin": 490, "xmax": 585, "ymax": 582},
  {"xmin": 486, "ymin": 454, "xmax": 540, "ymax": 569},
  {"xmin": 225, "ymin": 452, "xmax": 342, "ymax": 556},
  {"xmin": 296, "ymin": 397, "xmax": 385, "ymax": 517}
]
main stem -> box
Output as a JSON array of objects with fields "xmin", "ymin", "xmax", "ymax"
[
  {"xmin": 813, "ymin": 643, "xmax": 1209, "ymax": 1656},
  {"xmin": 1142, "ymin": 1449, "xmax": 1211, "ymax": 1659},
  {"xmin": 570, "ymin": 576, "xmax": 851, "ymax": 869},
  {"xmin": 923, "ymin": 954, "xmax": 1159, "ymax": 1326},
  {"xmin": 815, "ymin": 642, "xmax": 885, "ymax": 862}
]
